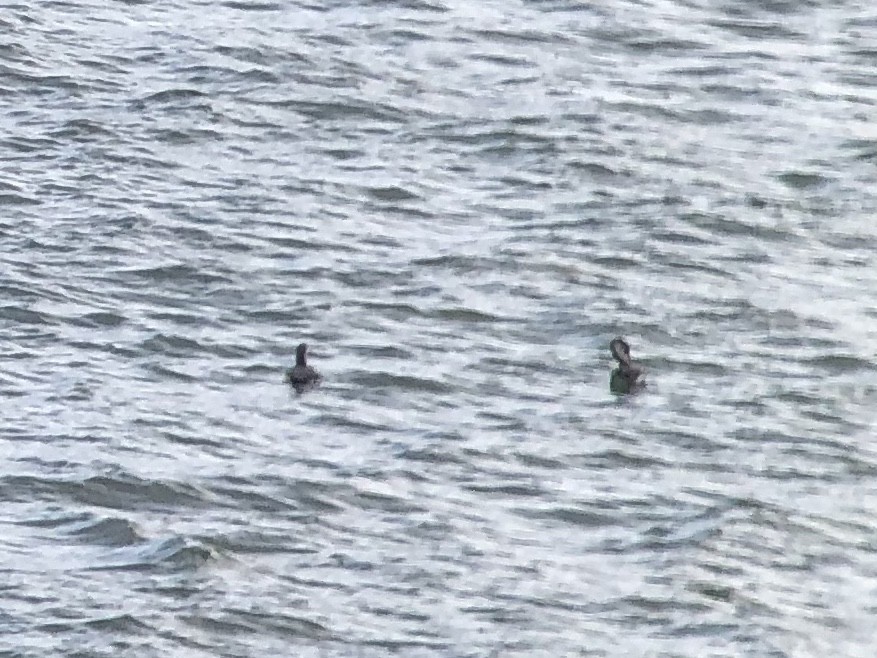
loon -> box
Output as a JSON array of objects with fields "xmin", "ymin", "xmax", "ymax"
[
  {"xmin": 609, "ymin": 337, "xmax": 645, "ymax": 394},
  {"xmin": 286, "ymin": 342, "xmax": 321, "ymax": 391}
]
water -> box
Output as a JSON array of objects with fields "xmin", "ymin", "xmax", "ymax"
[{"xmin": 2, "ymin": 1, "xmax": 877, "ymax": 656}]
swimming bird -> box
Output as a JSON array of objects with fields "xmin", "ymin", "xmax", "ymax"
[
  {"xmin": 609, "ymin": 337, "xmax": 645, "ymax": 394},
  {"xmin": 286, "ymin": 342, "xmax": 321, "ymax": 391}
]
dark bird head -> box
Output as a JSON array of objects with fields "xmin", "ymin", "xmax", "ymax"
[
  {"xmin": 295, "ymin": 342, "xmax": 308, "ymax": 366},
  {"xmin": 609, "ymin": 337, "xmax": 631, "ymax": 366}
]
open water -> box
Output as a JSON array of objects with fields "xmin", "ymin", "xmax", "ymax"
[{"xmin": 2, "ymin": 1, "xmax": 877, "ymax": 656}]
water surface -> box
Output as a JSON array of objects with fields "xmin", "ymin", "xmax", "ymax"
[{"xmin": 2, "ymin": 1, "xmax": 877, "ymax": 656}]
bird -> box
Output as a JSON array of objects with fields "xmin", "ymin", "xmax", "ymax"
[
  {"xmin": 285, "ymin": 342, "xmax": 321, "ymax": 392},
  {"xmin": 609, "ymin": 337, "xmax": 645, "ymax": 394}
]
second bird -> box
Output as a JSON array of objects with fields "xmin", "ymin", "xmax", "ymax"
[
  {"xmin": 286, "ymin": 342, "xmax": 321, "ymax": 392},
  {"xmin": 609, "ymin": 337, "xmax": 645, "ymax": 394}
]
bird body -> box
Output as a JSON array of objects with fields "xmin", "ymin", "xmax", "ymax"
[
  {"xmin": 609, "ymin": 337, "xmax": 645, "ymax": 394},
  {"xmin": 286, "ymin": 342, "xmax": 321, "ymax": 391}
]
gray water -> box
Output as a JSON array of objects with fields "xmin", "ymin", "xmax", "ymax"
[{"xmin": 2, "ymin": 1, "xmax": 877, "ymax": 656}]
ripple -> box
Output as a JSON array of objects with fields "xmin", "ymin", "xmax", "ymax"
[
  {"xmin": 67, "ymin": 516, "xmax": 143, "ymax": 546},
  {"xmin": 778, "ymin": 170, "xmax": 832, "ymax": 189}
]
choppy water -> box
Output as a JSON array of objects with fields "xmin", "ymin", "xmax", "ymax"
[{"xmin": 2, "ymin": 1, "xmax": 877, "ymax": 656}]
